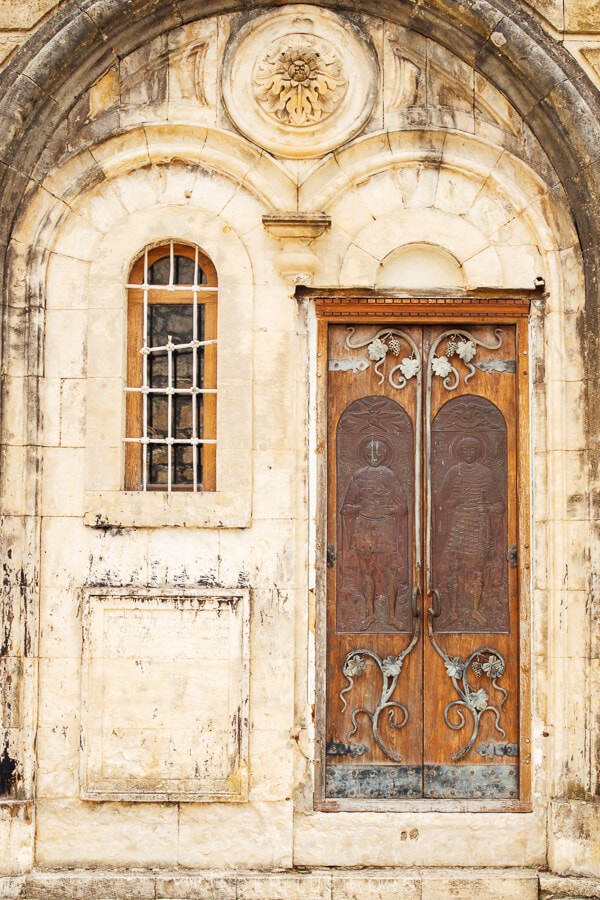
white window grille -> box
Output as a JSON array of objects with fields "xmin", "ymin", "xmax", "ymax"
[{"xmin": 124, "ymin": 241, "xmax": 217, "ymax": 492}]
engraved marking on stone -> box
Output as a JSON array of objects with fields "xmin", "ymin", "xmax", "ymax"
[
  {"xmin": 429, "ymin": 329, "xmax": 503, "ymax": 390},
  {"xmin": 388, "ymin": 42, "xmax": 420, "ymax": 109},
  {"xmin": 325, "ymin": 764, "xmax": 422, "ymax": 799},
  {"xmin": 426, "ymin": 608, "xmax": 508, "ymax": 762},
  {"xmin": 253, "ymin": 35, "xmax": 347, "ymax": 127},
  {"xmin": 325, "ymin": 741, "xmax": 368, "ymax": 757},
  {"xmin": 329, "ymin": 358, "xmax": 370, "ymax": 373},
  {"xmin": 475, "ymin": 358, "xmax": 516, "ymax": 374},
  {"xmin": 477, "ymin": 741, "xmax": 518, "ymax": 758},
  {"xmin": 193, "ymin": 42, "xmax": 209, "ymax": 106},
  {"xmin": 171, "ymin": 41, "xmax": 210, "ymax": 105},
  {"xmin": 339, "ymin": 627, "xmax": 419, "ymax": 763}
]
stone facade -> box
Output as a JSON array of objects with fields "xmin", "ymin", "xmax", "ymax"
[{"xmin": 0, "ymin": 1, "xmax": 600, "ymax": 897}]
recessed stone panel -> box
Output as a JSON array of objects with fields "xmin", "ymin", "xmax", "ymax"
[{"xmin": 80, "ymin": 588, "xmax": 249, "ymax": 802}]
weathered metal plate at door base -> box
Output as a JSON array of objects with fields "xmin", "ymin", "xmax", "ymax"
[
  {"xmin": 424, "ymin": 764, "xmax": 519, "ymax": 799},
  {"xmin": 326, "ymin": 765, "xmax": 422, "ymax": 799}
]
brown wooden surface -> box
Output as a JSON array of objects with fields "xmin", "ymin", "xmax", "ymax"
[
  {"xmin": 423, "ymin": 324, "xmax": 518, "ymax": 773},
  {"xmin": 327, "ymin": 323, "xmax": 422, "ymax": 771},
  {"xmin": 321, "ymin": 314, "xmax": 529, "ymax": 807}
]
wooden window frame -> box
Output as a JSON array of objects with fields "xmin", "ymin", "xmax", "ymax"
[
  {"xmin": 300, "ymin": 287, "xmax": 537, "ymax": 813},
  {"xmin": 125, "ymin": 241, "xmax": 218, "ymax": 492}
]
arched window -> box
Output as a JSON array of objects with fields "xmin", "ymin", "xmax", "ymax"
[{"xmin": 124, "ymin": 241, "xmax": 217, "ymax": 491}]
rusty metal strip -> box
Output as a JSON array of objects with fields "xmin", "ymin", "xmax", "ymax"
[
  {"xmin": 325, "ymin": 764, "xmax": 422, "ymax": 799},
  {"xmin": 423, "ymin": 764, "xmax": 519, "ymax": 799}
]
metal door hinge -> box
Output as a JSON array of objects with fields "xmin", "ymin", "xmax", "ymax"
[
  {"xmin": 507, "ymin": 545, "xmax": 517, "ymax": 569},
  {"xmin": 327, "ymin": 545, "xmax": 337, "ymax": 568}
]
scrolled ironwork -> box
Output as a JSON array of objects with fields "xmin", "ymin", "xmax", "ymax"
[
  {"xmin": 426, "ymin": 607, "xmax": 508, "ymax": 761},
  {"xmin": 339, "ymin": 615, "xmax": 420, "ymax": 763},
  {"xmin": 345, "ymin": 327, "xmax": 421, "ymax": 389},
  {"xmin": 428, "ymin": 328, "xmax": 504, "ymax": 391}
]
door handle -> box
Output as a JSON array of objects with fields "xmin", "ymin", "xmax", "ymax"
[
  {"xmin": 428, "ymin": 588, "xmax": 441, "ymax": 618},
  {"xmin": 412, "ymin": 585, "xmax": 421, "ymax": 618}
]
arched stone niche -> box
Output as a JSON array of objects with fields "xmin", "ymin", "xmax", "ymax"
[
  {"xmin": 377, "ymin": 245, "xmax": 465, "ymax": 289},
  {"xmin": 0, "ymin": 0, "xmax": 598, "ymax": 887}
]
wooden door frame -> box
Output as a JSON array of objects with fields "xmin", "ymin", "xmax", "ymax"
[{"xmin": 302, "ymin": 287, "xmax": 538, "ymax": 813}]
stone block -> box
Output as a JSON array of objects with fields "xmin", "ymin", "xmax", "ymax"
[
  {"xmin": 86, "ymin": 308, "xmax": 126, "ymax": 378},
  {"xmin": 566, "ymin": 0, "xmax": 600, "ymax": 32},
  {"xmin": 237, "ymin": 874, "xmax": 330, "ymax": 900},
  {"xmin": 539, "ymin": 872, "xmax": 600, "ymax": 898},
  {"xmin": 0, "ymin": 803, "xmax": 33, "ymax": 876},
  {"xmin": 58, "ymin": 378, "xmax": 87, "ymax": 449},
  {"xmin": 34, "ymin": 799, "xmax": 178, "ymax": 868},
  {"xmin": 178, "ymin": 800, "xmax": 293, "ymax": 869},
  {"xmin": 252, "ymin": 450, "xmax": 297, "ymax": 520},
  {"xmin": 215, "ymin": 516, "xmax": 291, "ymax": 588},
  {"xmin": 551, "ymin": 800, "xmax": 600, "ymax": 878},
  {"xmin": 41, "ymin": 448, "xmax": 84, "ymax": 518},
  {"xmin": 155, "ymin": 874, "xmax": 236, "ymax": 899},
  {"xmin": 331, "ymin": 870, "xmax": 420, "ymax": 899},
  {"xmin": 420, "ymin": 869, "xmax": 538, "ymax": 899},
  {"xmin": 37, "ymin": 657, "xmax": 80, "ymax": 732},
  {"xmin": 24, "ymin": 872, "xmax": 155, "ymax": 899},
  {"xmin": 0, "ymin": 1, "xmax": 58, "ymax": 30},
  {"xmin": 0, "ymin": 875, "xmax": 25, "ymax": 898},
  {"xmin": 45, "ymin": 253, "xmax": 89, "ymax": 311},
  {"xmin": 36, "ymin": 723, "xmax": 80, "ymax": 800},
  {"xmin": 44, "ymin": 309, "xmax": 88, "ymax": 379}
]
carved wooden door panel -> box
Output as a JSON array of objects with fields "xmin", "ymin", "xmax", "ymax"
[{"xmin": 322, "ymin": 320, "xmax": 528, "ymax": 808}]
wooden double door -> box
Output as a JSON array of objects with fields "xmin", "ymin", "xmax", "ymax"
[{"xmin": 321, "ymin": 317, "xmax": 529, "ymax": 807}]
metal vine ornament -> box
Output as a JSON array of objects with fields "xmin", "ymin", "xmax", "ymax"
[
  {"xmin": 339, "ymin": 611, "xmax": 420, "ymax": 763},
  {"xmin": 427, "ymin": 599, "xmax": 508, "ymax": 761},
  {"xmin": 344, "ymin": 327, "xmax": 421, "ymax": 389},
  {"xmin": 429, "ymin": 328, "xmax": 504, "ymax": 389}
]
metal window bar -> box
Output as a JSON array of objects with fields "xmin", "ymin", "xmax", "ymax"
[{"xmin": 124, "ymin": 241, "xmax": 217, "ymax": 492}]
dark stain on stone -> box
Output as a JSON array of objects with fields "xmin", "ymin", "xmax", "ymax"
[
  {"xmin": 196, "ymin": 572, "xmax": 218, "ymax": 588},
  {"xmin": 237, "ymin": 570, "xmax": 250, "ymax": 588},
  {"xmin": 0, "ymin": 742, "xmax": 18, "ymax": 796}
]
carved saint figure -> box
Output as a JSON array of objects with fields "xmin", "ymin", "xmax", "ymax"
[
  {"xmin": 341, "ymin": 437, "xmax": 409, "ymax": 630},
  {"xmin": 437, "ymin": 435, "xmax": 504, "ymax": 626}
]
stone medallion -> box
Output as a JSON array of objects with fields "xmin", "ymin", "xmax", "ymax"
[{"xmin": 222, "ymin": 6, "xmax": 378, "ymax": 158}]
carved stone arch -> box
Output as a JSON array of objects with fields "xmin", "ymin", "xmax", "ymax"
[{"xmin": 0, "ymin": 0, "xmax": 599, "ymax": 272}]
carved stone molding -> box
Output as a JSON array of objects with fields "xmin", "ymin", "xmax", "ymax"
[
  {"xmin": 222, "ymin": 6, "xmax": 377, "ymax": 159},
  {"xmin": 263, "ymin": 211, "xmax": 331, "ymax": 284}
]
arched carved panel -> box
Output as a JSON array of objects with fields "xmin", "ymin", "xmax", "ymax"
[
  {"xmin": 431, "ymin": 396, "xmax": 508, "ymax": 634},
  {"xmin": 336, "ymin": 396, "xmax": 414, "ymax": 634}
]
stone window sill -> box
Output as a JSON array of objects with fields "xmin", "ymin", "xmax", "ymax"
[{"xmin": 84, "ymin": 491, "xmax": 251, "ymax": 529}]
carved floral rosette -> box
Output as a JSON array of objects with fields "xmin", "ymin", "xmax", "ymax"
[
  {"xmin": 222, "ymin": 5, "xmax": 377, "ymax": 158},
  {"xmin": 253, "ymin": 35, "xmax": 347, "ymax": 128}
]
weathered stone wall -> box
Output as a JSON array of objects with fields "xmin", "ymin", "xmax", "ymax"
[{"xmin": 0, "ymin": 1, "xmax": 599, "ymax": 897}]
